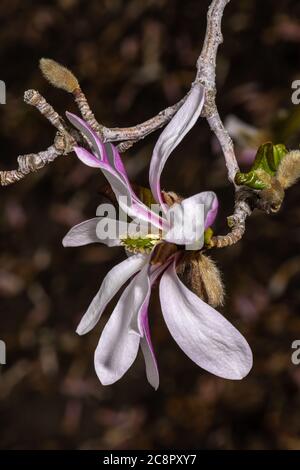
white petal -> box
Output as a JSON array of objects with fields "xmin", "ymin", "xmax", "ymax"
[
  {"xmin": 76, "ymin": 255, "xmax": 148, "ymax": 335},
  {"xmin": 164, "ymin": 191, "xmax": 218, "ymax": 248},
  {"xmin": 149, "ymin": 83, "xmax": 205, "ymax": 209},
  {"xmin": 63, "ymin": 218, "xmax": 121, "ymax": 248},
  {"xmin": 94, "ymin": 262, "xmax": 151, "ymax": 385},
  {"xmin": 159, "ymin": 259, "xmax": 253, "ymax": 380}
]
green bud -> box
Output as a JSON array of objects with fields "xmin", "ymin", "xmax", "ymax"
[
  {"xmin": 235, "ymin": 142, "xmax": 288, "ymax": 190},
  {"xmin": 235, "ymin": 171, "xmax": 268, "ymax": 190}
]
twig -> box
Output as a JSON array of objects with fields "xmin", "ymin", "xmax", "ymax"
[
  {"xmin": 196, "ymin": 0, "xmax": 231, "ymax": 88},
  {"xmin": 104, "ymin": 97, "xmax": 186, "ymax": 143},
  {"xmin": 207, "ymin": 112, "xmax": 239, "ymax": 184},
  {"xmin": 0, "ymin": 143, "xmax": 60, "ymax": 186},
  {"xmin": 0, "ymin": 130, "xmax": 77, "ymax": 186},
  {"xmin": 24, "ymin": 90, "xmax": 68, "ymax": 135},
  {"xmin": 194, "ymin": 0, "xmax": 254, "ymax": 245},
  {"xmin": 73, "ymin": 87, "xmax": 107, "ymax": 138},
  {"xmin": 210, "ymin": 196, "xmax": 253, "ymax": 248},
  {"xmin": 0, "ymin": 91, "xmax": 77, "ymax": 186},
  {"xmin": 195, "ymin": 0, "xmax": 239, "ymax": 184},
  {"xmin": 0, "ymin": 87, "xmax": 187, "ymax": 186}
]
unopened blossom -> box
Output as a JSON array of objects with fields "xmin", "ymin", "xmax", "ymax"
[{"xmin": 63, "ymin": 84, "xmax": 253, "ymax": 389}]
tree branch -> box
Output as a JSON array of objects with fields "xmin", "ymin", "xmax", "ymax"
[
  {"xmin": 195, "ymin": 0, "xmax": 239, "ymax": 184},
  {"xmin": 0, "ymin": 88, "xmax": 187, "ymax": 186},
  {"xmin": 1, "ymin": 0, "xmax": 236, "ymax": 187},
  {"xmin": 0, "ymin": 0, "xmax": 255, "ymax": 251},
  {"xmin": 0, "ymin": 90, "xmax": 77, "ymax": 186},
  {"xmin": 0, "ymin": 142, "xmax": 61, "ymax": 186},
  {"xmin": 103, "ymin": 97, "xmax": 186, "ymax": 143},
  {"xmin": 210, "ymin": 191, "xmax": 253, "ymax": 248}
]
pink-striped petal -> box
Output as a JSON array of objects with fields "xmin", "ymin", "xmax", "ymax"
[
  {"xmin": 74, "ymin": 147, "xmax": 164, "ymax": 229},
  {"xmin": 105, "ymin": 141, "xmax": 129, "ymax": 183},
  {"xmin": 94, "ymin": 262, "xmax": 151, "ymax": 385},
  {"xmin": 140, "ymin": 324, "xmax": 159, "ymax": 390},
  {"xmin": 67, "ymin": 112, "xmax": 132, "ymax": 184},
  {"xmin": 131, "ymin": 261, "xmax": 173, "ymax": 389},
  {"xmin": 73, "ymin": 146, "xmax": 101, "ymax": 168},
  {"xmin": 66, "ymin": 112, "xmax": 106, "ymax": 162}
]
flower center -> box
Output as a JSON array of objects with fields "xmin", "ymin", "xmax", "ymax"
[{"xmin": 120, "ymin": 234, "xmax": 161, "ymax": 254}]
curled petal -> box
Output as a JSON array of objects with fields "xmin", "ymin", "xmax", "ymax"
[
  {"xmin": 73, "ymin": 146, "xmax": 101, "ymax": 168},
  {"xmin": 159, "ymin": 258, "xmax": 253, "ymax": 380},
  {"xmin": 68, "ymin": 113, "xmax": 167, "ymax": 229},
  {"xmin": 66, "ymin": 112, "xmax": 106, "ymax": 161},
  {"xmin": 164, "ymin": 191, "xmax": 218, "ymax": 247},
  {"xmin": 67, "ymin": 112, "xmax": 131, "ymax": 184},
  {"xmin": 74, "ymin": 147, "xmax": 164, "ymax": 229},
  {"xmin": 202, "ymin": 191, "xmax": 219, "ymax": 229},
  {"xmin": 105, "ymin": 142, "xmax": 130, "ymax": 183},
  {"xmin": 149, "ymin": 84, "xmax": 205, "ymax": 210}
]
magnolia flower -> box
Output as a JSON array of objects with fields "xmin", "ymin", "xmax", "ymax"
[{"xmin": 63, "ymin": 84, "xmax": 253, "ymax": 389}]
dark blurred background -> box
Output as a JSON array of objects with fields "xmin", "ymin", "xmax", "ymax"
[{"xmin": 1, "ymin": 0, "xmax": 300, "ymax": 450}]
